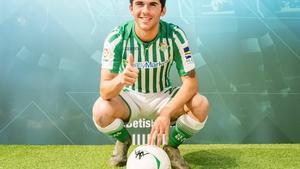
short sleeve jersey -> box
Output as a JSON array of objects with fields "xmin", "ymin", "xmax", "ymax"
[{"xmin": 101, "ymin": 20, "xmax": 195, "ymax": 94}]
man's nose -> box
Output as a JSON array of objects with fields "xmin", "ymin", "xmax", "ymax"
[{"xmin": 141, "ymin": 5, "xmax": 150, "ymax": 14}]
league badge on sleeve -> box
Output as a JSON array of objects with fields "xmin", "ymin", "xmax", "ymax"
[
  {"xmin": 103, "ymin": 48, "xmax": 111, "ymax": 61},
  {"xmin": 184, "ymin": 47, "xmax": 193, "ymax": 64}
]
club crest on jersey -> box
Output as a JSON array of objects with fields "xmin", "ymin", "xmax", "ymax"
[
  {"xmin": 122, "ymin": 59, "xmax": 128, "ymax": 66},
  {"xmin": 159, "ymin": 42, "xmax": 168, "ymax": 52}
]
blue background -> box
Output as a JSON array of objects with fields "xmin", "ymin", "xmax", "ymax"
[{"xmin": 0, "ymin": 0, "xmax": 300, "ymax": 144}]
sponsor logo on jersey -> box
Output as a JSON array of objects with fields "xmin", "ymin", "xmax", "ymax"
[{"xmin": 133, "ymin": 61, "xmax": 169, "ymax": 69}]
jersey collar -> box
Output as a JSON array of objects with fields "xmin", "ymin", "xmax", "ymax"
[{"xmin": 132, "ymin": 21, "xmax": 162, "ymax": 48}]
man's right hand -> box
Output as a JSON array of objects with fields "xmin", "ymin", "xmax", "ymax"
[{"xmin": 119, "ymin": 54, "xmax": 139, "ymax": 86}]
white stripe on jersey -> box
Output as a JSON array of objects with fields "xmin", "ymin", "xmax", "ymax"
[
  {"xmin": 167, "ymin": 38, "xmax": 174, "ymax": 86},
  {"xmin": 168, "ymin": 38, "xmax": 174, "ymax": 63},
  {"xmin": 141, "ymin": 44, "xmax": 146, "ymax": 92},
  {"xmin": 156, "ymin": 39, "xmax": 162, "ymax": 92},
  {"xmin": 162, "ymin": 38, "xmax": 169, "ymax": 90},
  {"xmin": 125, "ymin": 38, "xmax": 131, "ymax": 63}
]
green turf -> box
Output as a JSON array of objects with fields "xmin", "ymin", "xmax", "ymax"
[{"xmin": 0, "ymin": 144, "xmax": 299, "ymax": 169}]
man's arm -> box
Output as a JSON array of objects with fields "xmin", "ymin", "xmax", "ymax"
[
  {"xmin": 100, "ymin": 55, "xmax": 139, "ymax": 100},
  {"xmin": 160, "ymin": 70, "xmax": 198, "ymax": 117},
  {"xmin": 100, "ymin": 69, "xmax": 123, "ymax": 100},
  {"xmin": 149, "ymin": 70, "xmax": 198, "ymax": 146}
]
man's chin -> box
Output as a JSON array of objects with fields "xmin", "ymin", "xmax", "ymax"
[
  {"xmin": 138, "ymin": 25, "xmax": 152, "ymax": 32},
  {"xmin": 136, "ymin": 21, "xmax": 152, "ymax": 28}
]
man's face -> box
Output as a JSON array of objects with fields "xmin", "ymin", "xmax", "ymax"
[{"xmin": 130, "ymin": 0, "xmax": 166, "ymax": 32}]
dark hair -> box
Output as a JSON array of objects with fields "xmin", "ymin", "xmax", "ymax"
[{"xmin": 129, "ymin": 0, "xmax": 166, "ymax": 8}]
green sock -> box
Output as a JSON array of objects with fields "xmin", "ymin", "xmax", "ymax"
[
  {"xmin": 108, "ymin": 126, "xmax": 130, "ymax": 143},
  {"xmin": 169, "ymin": 124, "xmax": 193, "ymax": 148},
  {"xmin": 169, "ymin": 114, "xmax": 207, "ymax": 148},
  {"xmin": 94, "ymin": 118, "xmax": 130, "ymax": 143}
]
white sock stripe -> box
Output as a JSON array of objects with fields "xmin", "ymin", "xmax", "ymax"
[
  {"xmin": 93, "ymin": 118, "xmax": 124, "ymax": 134},
  {"xmin": 177, "ymin": 114, "xmax": 208, "ymax": 134}
]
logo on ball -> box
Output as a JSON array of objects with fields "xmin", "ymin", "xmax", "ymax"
[{"xmin": 126, "ymin": 145, "xmax": 171, "ymax": 169}]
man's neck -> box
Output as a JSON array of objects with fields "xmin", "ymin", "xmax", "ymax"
[{"xmin": 134, "ymin": 24, "xmax": 160, "ymax": 42}]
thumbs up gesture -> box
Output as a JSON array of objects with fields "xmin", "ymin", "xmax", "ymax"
[
  {"xmin": 120, "ymin": 54, "xmax": 139, "ymax": 86},
  {"xmin": 128, "ymin": 54, "xmax": 135, "ymax": 68}
]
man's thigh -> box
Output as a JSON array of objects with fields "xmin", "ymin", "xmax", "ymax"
[
  {"xmin": 94, "ymin": 95, "xmax": 130, "ymax": 121},
  {"xmin": 153, "ymin": 87, "xmax": 187, "ymax": 121},
  {"xmin": 157, "ymin": 92, "xmax": 205, "ymax": 122}
]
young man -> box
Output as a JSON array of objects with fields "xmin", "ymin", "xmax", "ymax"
[{"xmin": 92, "ymin": 0, "xmax": 209, "ymax": 168}]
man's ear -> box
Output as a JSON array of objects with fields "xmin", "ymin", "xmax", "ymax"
[
  {"xmin": 161, "ymin": 6, "xmax": 166, "ymax": 16},
  {"xmin": 129, "ymin": 4, "xmax": 133, "ymax": 15}
]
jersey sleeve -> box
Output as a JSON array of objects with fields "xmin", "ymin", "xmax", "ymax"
[
  {"xmin": 172, "ymin": 26, "xmax": 195, "ymax": 76},
  {"xmin": 101, "ymin": 27, "xmax": 123, "ymax": 73}
]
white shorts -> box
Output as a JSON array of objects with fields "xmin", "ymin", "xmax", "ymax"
[{"xmin": 119, "ymin": 87, "xmax": 180, "ymax": 123}]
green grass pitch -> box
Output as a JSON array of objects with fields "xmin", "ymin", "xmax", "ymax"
[{"xmin": 0, "ymin": 144, "xmax": 299, "ymax": 169}]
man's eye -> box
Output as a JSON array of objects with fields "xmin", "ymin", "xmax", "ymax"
[
  {"xmin": 135, "ymin": 2, "xmax": 144, "ymax": 6},
  {"xmin": 150, "ymin": 3, "xmax": 158, "ymax": 7}
]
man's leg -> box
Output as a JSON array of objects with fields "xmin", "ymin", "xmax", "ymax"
[
  {"xmin": 92, "ymin": 96, "xmax": 131, "ymax": 167},
  {"xmin": 165, "ymin": 93, "xmax": 209, "ymax": 169}
]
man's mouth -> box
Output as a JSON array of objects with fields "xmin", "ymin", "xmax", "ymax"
[{"xmin": 140, "ymin": 17, "xmax": 152, "ymax": 22}]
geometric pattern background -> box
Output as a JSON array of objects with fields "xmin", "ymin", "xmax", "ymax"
[{"xmin": 0, "ymin": 0, "xmax": 299, "ymax": 145}]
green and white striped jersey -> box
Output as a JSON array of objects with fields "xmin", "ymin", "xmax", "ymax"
[{"xmin": 101, "ymin": 20, "xmax": 195, "ymax": 94}]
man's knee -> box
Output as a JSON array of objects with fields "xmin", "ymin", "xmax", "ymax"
[
  {"xmin": 199, "ymin": 95, "xmax": 209, "ymax": 111},
  {"xmin": 92, "ymin": 98, "xmax": 115, "ymax": 128},
  {"xmin": 191, "ymin": 94, "xmax": 209, "ymax": 109},
  {"xmin": 190, "ymin": 94, "xmax": 209, "ymax": 121}
]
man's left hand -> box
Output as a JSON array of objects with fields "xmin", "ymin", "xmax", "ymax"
[{"xmin": 148, "ymin": 113, "xmax": 171, "ymax": 146}]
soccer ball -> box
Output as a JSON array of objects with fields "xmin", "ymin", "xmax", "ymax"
[{"xmin": 126, "ymin": 145, "xmax": 171, "ymax": 169}]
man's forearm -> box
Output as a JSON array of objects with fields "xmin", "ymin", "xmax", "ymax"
[
  {"xmin": 100, "ymin": 75, "xmax": 124, "ymax": 100},
  {"xmin": 160, "ymin": 77, "xmax": 198, "ymax": 117},
  {"xmin": 100, "ymin": 59, "xmax": 139, "ymax": 100}
]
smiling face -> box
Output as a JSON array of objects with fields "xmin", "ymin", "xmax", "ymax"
[{"xmin": 130, "ymin": 0, "xmax": 166, "ymax": 36}]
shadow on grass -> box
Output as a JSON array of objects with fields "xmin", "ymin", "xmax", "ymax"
[{"xmin": 184, "ymin": 150, "xmax": 238, "ymax": 169}]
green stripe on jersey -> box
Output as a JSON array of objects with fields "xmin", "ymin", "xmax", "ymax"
[
  {"xmin": 152, "ymin": 42, "xmax": 157, "ymax": 93},
  {"xmin": 145, "ymin": 45, "xmax": 150, "ymax": 93}
]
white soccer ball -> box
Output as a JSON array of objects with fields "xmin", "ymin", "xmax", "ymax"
[{"xmin": 126, "ymin": 145, "xmax": 171, "ymax": 169}]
